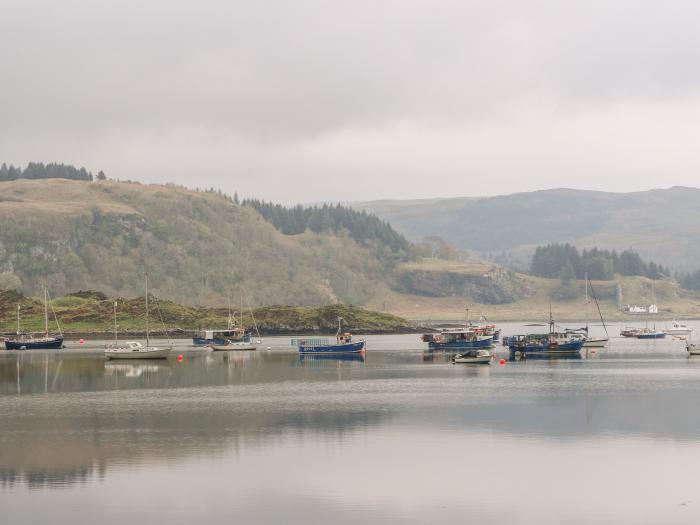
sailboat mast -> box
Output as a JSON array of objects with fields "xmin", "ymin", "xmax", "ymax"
[
  {"xmin": 114, "ymin": 301, "xmax": 118, "ymax": 345},
  {"xmin": 44, "ymin": 287, "xmax": 49, "ymax": 338},
  {"xmin": 145, "ymin": 275, "xmax": 149, "ymax": 347},
  {"xmin": 240, "ymin": 289, "xmax": 244, "ymax": 331},
  {"xmin": 17, "ymin": 304, "xmax": 20, "ymax": 335}
]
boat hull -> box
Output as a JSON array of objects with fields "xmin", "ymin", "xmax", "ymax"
[
  {"xmin": 583, "ymin": 337, "xmax": 608, "ymax": 348},
  {"xmin": 298, "ymin": 340, "xmax": 365, "ymax": 354},
  {"xmin": 665, "ymin": 330, "xmax": 692, "ymax": 336},
  {"xmin": 5, "ymin": 337, "xmax": 64, "ymax": 350},
  {"xmin": 453, "ymin": 354, "xmax": 492, "ymax": 364},
  {"xmin": 636, "ymin": 333, "xmax": 666, "ymax": 339},
  {"xmin": 508, "ymin": 340, "xmax": 583, "ymax": 360},
  {"xmin": 428, "ymin": 338, "xmax": 493, "ymax": 351},
  {"xmin": 193, "ymin": 337, "xmax": 228, "ymax": 346},
  {"xmin": 210, "ymin": 343, "xmax": 257, "ymax": 351},
  {"xmin": 105, "ymin": 347, "xmax": 171, "ymax": 360}
]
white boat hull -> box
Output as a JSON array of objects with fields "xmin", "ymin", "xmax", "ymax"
[
  {"xmin": 105, "ymin": 347, "xmax": 171, "ymax": 360},
  {"xmin": 666, "ymin": 330, "xmax": 692, "ymax": 336},
  {"xmin": 453, "ymin": 351, "xmax": 492, "ymax": 364},
  {"xmin": 583, "ymin": 338, "xmax": 608, "ymax": 348}
]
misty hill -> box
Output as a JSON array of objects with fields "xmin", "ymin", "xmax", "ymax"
[
  {"xmin": 357, "ymin": 187, "xmax": 700, "ymax": 271},
  {"xmin": 0, "ymin": 179, "xmax": 410, "ymax": 306}
]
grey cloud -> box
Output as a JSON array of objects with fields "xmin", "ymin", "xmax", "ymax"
[{"xmin": 1, "ymin": 0, "xmax": 700, "ymax": 201}]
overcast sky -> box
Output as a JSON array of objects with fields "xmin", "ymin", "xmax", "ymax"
[{"xmin": 2, "ymin": 0, "xmax": 699, "ymax": 203}]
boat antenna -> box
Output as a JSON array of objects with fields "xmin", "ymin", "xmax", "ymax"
[
  {"xmin": 17, "ymin": 304, "xmax": 20, "ymax": 336},
  {"xmin": 337, "ymin": 316, "xmax": 343, "ymax": 340},
  {"xmin": 588, "ymin": 280, "xmax": 609, "ymax": 338}
]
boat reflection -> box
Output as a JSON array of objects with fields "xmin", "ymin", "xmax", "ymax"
[{"xmin": 298, "ymin": 353, "xmax": 366, "ymax": 366}]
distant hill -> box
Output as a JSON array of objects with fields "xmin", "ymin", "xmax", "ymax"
[
  {"xmin": 0, "ymin": 179, "xmax": 410, "ymax": 306},
  {"xmin": 356, "ymin": 187, "xmax": 700, "ymax": 271}
]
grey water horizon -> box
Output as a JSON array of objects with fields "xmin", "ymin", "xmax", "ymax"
[{"xmin": 2, "ymin": 326, "xmax": 700, "ymax": 523}]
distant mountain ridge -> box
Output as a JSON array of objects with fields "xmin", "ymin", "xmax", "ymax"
[{"xmin": 356, "ymin": 187, "xmax": 700, "ymax": 271}]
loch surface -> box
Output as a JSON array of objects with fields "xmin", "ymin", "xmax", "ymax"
[{"xmin": 2, "ymin": 323, "xmax": 700, "ymax": 524}]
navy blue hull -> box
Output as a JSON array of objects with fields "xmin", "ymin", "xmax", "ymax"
[
  {"xmin": 508, "ymin": 340, "xmax": 583, "ymax": 360},
  {"xmin": 298, "ymin": 340, "xmax": 365, "ymax": 354},
  {"xmin": 429, "ymin": 338, "xmax": 493, "ymax": 351},
  {"xmin": 5, "ymin": 337, "xmax": 64, "ymax": 350},
  {"xmin": 636, "ymin": 333, "xmax": 666, "ymax": 339}
]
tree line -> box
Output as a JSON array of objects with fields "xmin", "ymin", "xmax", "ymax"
[
  {"xmin": 530, "ymin": 243, "xmax": 669, "ymax": 281},
  {"xmin": 243, "ymin": 199, "xmax": 412, "ymax": 258},
  {"xmin": 0, "ymin": 162, "xmax": 106, "ymax": 182}
]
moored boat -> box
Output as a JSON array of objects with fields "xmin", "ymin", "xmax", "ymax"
[
  {"xmin": 105, "ymin": 341, "xmax": 170, "ymax": 360},
  {"xmin": 4, "ymin": 289, "xmax": 64, "ymax": 350},
  {"xmin": 635, "ymin": 328, "xmax": 666, "ymax": 339},
  {"xmin": 104, "ymin": 276, "xmax": 172, "ymax": 360},
  {"xmin": 664, "ymin": 320, "xmax": 692, "ymax": 336},
  {"xmin": 620, "ymin": 327, "xmax": 641, "ymax": 338},
  {"xmin": 504, "ymin": 313, "xmax": 583, "ymax": 360},
  {"xmin": 453, "ymin": 348, "xmax": 492, "ymax": 364},
  {"xmin": 421, "ymin": 308, "xmax": 496, "ymax": 350},
  {"xmin": 293, "ymin": 317, "xmax": 365, "ymax": 354},
  {"xmin": 686, "ymin": 342, "xmax": 700, "ymax": 356}
]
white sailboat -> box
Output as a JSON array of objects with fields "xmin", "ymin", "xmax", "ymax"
[{"xmin": 104, "ymin": 276, "xmax": 171, "ymax": 360}]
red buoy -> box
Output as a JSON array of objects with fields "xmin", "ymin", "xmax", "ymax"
[
  {"xmin": 79, "ymin": 338, "xmax": 85, "ymax": 345},
  {"xmin": 177, "ymin": 354, "xmax": 184, "ymax": 362},
  {"xmin": 499, "ymin": 358, "xmax": 506, "ymax": 365}
]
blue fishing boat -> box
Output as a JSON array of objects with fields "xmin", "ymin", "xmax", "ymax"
[
  {"xmin": 422, "ymin": 329, "xmax": 493, "ymax": 350},
  {"xmin": 635, "ymin": 329, "xmax": 666, "ymax": 339},
  {"xmin": 503, "ymin": 313, "xmax": 583, "ymax": 360},
  {"xmin": 293, "ymin": 317, "xmax": 366, "ymax": 354},
  {"xmin": 421, "ymin": 307, "xmax": 497, "ymax": 350}
]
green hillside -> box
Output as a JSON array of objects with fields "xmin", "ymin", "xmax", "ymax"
[
  {"xmin": 0, "ymin": 290, "xmax": 413, "ymax": 335},
  {"xmin": 357, "ymin": 187, "xmax": 700, "ymax": 271},
  {"xmin": 0, "ymin": 179, "xmax": 407, "ymax": 306}
]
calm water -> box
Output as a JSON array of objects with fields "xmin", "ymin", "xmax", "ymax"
[{"xmin": 2, "ymin": 321, "xmax": 700, "ymax": 524}]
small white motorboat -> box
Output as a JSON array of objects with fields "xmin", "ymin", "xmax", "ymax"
[
  {"xmin": 583, "ymin": 337, "xmax": 609, "ymax": 348},
  {"xmin": 104, "ymin": 341, "xmax": 171, "ymax": 360},
  {"xmin": 686, "ymin": 342, "xmax": 700, "ymax": 356},
  {"xmin": 664, "ymin": 321, "xmax": 692, "ymax": 337},
  {"xmin": 453, "ymin": 349, "xmax": 492, "ymax": 364}
]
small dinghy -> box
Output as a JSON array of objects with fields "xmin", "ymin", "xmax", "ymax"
[
  {"xmin": 687, "ymin": 342, "xmax": 700, "ymax": 356},
  {"xmin": 453, "ymin": 349, "xmax": 492, "ymax": 364}
]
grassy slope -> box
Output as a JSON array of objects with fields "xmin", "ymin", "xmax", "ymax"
[
  {"xmin": 357, "ymin": 187, "xmax": 700, "ymax": 270},
  {"xmin": 363, "ymin": 259, "xmax": 700, "ymax": 322},
  {"xmin": 0, "ymin": 179, "xmax": 389, "ymax": 306},
  {"xmin": 0, "ymin": 290, "xmax": 413, "ymax": 334}
]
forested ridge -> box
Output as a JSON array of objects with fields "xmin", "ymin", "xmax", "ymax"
[
  {"xmin": 243, "ymin": 199, "xmax": 413, "ymax": 260},
  {"xmin": 530, "ymin": 243, "xmax": 669, "ymax": 281},
  {"xmin": 0, "ymin": 162, "xmax": 105, "ymax": 182}
]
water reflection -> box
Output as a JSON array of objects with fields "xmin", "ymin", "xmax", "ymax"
[{"xmin": 2, "ymin": 333, "xmax": 700, "ymax": 524}]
